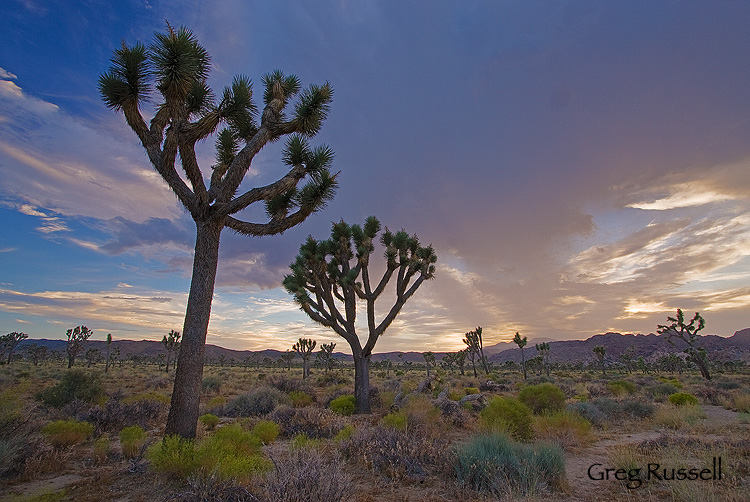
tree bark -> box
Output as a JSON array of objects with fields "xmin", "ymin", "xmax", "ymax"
[
  {"xmin": 353, "ymin": 354, "xmax": 371, "ymax": 414},
  {"xmin": 165, "ymin": 219, "xmax": 223, "ymax": 439}
]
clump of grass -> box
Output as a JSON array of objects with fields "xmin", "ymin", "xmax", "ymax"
[
  {"xmin": 567, "ymin": 401, "xmax": 606, "ymax": 427},
  {"xmin": 533, "ymin": 411, "xmax": 594, "ymax": 449},
  {"xmin": 668, "ymin": 392, "xmax": 699, "ymax": 406},
  {"xmin": 518, "ymin": 383, "xmax": 566, "ymax": 415},
  {"xmin": 381, "ymin": 410, "xmax": 408, "ymax": 431},
  {"xmin": 271, "ymin": 406, "xmax": 345, "ymax": 439},
  {"xmin": 288, "ymin": 390, "xmax": 314, "ymax": 407},
  {"xmin": 329, "ymin": 395, "xmax": 355, "ymax": 416},
  {"xmin": 731, "ymin": 392, "xmax": 750, "ymax": 413},
  {"xmin": 41, "ymin": 419, "xmax": 94, "ymax": 448},
  {"xmin": 198, "ymin": 413, "xmax": 220, "ymax": 431},
  {"xmin": 120, "ymin": 425, "xmax": 147, "ymax": 459},
  {"xmin": 479, "ymin": 396, "xmax": 534, "ymax": 441},
  {"xmin": 251, "ymin": 420, "xmax": 280, "ymax": 444},
  {"xmin": 93, "ymin": 436, "xmax": 110, "ymax": 463},
  {"xmin": 36, "ymin": 370, "xmax": 104, "ymax": 408},
  {"xmin": 607, "ymin": 380, "xmax": 636, "ymax": 397},
  {"xmin": 454, "ymin": 433, "xmax": 565, "ymax": 496},
  {"xmin": 653, "ymin": 404, "xmax": 706, "ymax": 429},
  {"xmin": 147, "ymin": 435, "xmax": 199, "ymax": 479},
  {"xmin": 334, "ymin": 424, "xmax": 354, "ymax": 442},
  {"xmin": 464, "ymin": 387, "xmax": 479, "ymax": 395}
]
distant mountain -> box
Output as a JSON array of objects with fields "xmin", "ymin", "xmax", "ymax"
[{"xmin": 16, "ymin": 328, "xmax": 750, "ymax": 365}]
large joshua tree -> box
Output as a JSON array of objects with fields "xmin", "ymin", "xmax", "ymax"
[
  {"xmin": 284, "ymin": 217, "xmax": 436, "ymax": 413},
  {"xmin": 657, "ymin": 309, "xmax": 711, "ymax": 380},
  {"xmin": 99, "ymin": 25, "xmax": 337, "ymax": 438}
]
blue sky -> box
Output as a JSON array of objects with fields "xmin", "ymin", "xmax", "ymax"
[{"xmin": 1, "ymin": 1, "xmax": 749, "ymax": 352}]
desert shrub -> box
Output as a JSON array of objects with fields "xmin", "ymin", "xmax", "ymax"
[
  {"xmin": 36, "ymin": 370, "xmax": 104, "ymax": 408},
  {"xmin": 340, "ymin": 425, "xmax": 448, "ymax": 481},
  {"xmin": 148, "ymin": 435, "xmax": 200, "ymax": 479},
  {"xmin": 119, "ymin": 425, "xmax": 147, "ymax": 459},
  {"xmin": 621, "ymin": 400, "xmax": 655, "ymax": 419},
  {"xmin": 224, "ymin": 387, "xmax": 287, "ymax": 417},
  {"xmin": 591, "ymin": 397, "xmax": 620, "ymax": 419},
  {"xmin": 479, "ymin": 397, "xmax": 533, "ymax": 442},
  {"xmin": 334, "ymin": 424, "xmax": 354, "ymax": 442},
  {"xmin": 290, "ymin": 433, "xmax": 320, "ymax": 449},
  {"xmin": 80, "ymin": 398, "xmax": 165, "ymax": 434},
  {"xmin": 270, "ymin": 406, "xmax": 345, "ymax": 439},
  {"xmin": 607, "ymin": 380, "xmax": 636, "ymax": 397},
  {"xmin": 464, "ymin": 387, "xmax": 479, "ymax": 395},
  {"xmin": 454, "ymin": 433, "xmax": 565, "ymax": 496},
  {"xmin": 168, "ymin": 474, "xmax": 259, "ymax": 502},
  {"xmin": 288, "ymin": 390, "xmax": 314, "ymax": 407},
  {"xmin": 400, "ymin": 393, "xmax": 442, "ymax": 430},
  {"xmin": 518, "ymin": 383, "xmax": 566, "ymax": 415},
  {"xmin": 715, "ymin": 380, "xmax": 740, "ymax": 390},
  {"xmin": 197, "ymin": 425, "xmax": 271, "ymax": 483},
  {"xmin": 263, "ymin": 448, "xmax": 352, "ymax": 502},
  {"xmin": 647, "ymin": 382, "xmax": 679, "ymax": 400},
  {"xmin": 668, "ymin": 392, "xmax": 699, "ymax": 406},
  {"xmin": 692, "ymin": 386, "xmax": 727, "ymax": 406},
  {"xmin": 567, "ymin": 402, "xmax": 606, "ymax": 428},
  {"xmin": 201, "ymin": 376, "xmax": 223, "ymax": 394},
  {"xmin": 653, "ymin": 404, "xmax": 706, "ymax": 429},
  {"xmin": 329, "ymin": 395, "xmax": 356, "ymax": 416},
  {"xmin": 41, "ymin": 419, "xmax": 94, "ymax": 448},
  {"xmin": 268, "ymin": 375, "xmax": 311, "ymax": 394},
  {"xmin": 381, "ymin": 411, "xmax": 408, "ymax": 431},
  {"xmin": 533, "ymin": 411, "xmax": 594, "ymax": 449},
  {"xmin": 251, "ymin": 420, "xmax": 280, "ymax": 444},
  {"xmin": 199, "ymin": 413, "xmax": 220, "ymax": 431}
]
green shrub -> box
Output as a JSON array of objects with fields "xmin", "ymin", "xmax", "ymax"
[
  {"xmin": 251, "ymin": 420, "xmax": 280, "ymax": 444},
  {"xmin": 464, "ymin": 387, "xmax": 479, "ymax": 395},
  {"xmin": 119, "ymin": 425, "xmax": 147, "ymax": 459},
  {"xmin": 567, "ymin": 402, "xmax": 605, "ymax": 427},
  {"xmin": 479, "ymin": 397, "xmax": 533, "ymax": 442},
  {"xmin": 147, "ymin": 435, "xmax": 199, "ymax": 478},
  {"xmin": 224, "ymin": 387, "xmax": 287, "ymax": 417},
  {"xmin": 668, "ymin": 392, "xmax": 699, "ymax": 406},
  {"xmin": 201, "ymin": 376, "xmax": 223, "ymax": 394},
  {"xmin": 621, "ymin": 400, "xmax": 655, "ymax": 419},
  {"xmin": 36, "ymin": 370, "xmax": 104, "ymax": 408},
  {"xmin": 334, "ymin": 424, "xmax": 355, "ymax": 442},
  {"xmin": 382, "ymin": 411, "xmax": 408, "ymax": 431},
  {"xmin": 607, "ymin": 380, "xmax": 636, "ymax": 397},
  {"xmin": 518, "ymin": 383, "xmax": 566, "ymax": 415},
  {"xmin": 41, "ymin": 419, "xmax": 94, "ymax": 448},
  {"xmin": 288, "ymin": 390, "xmax": 314, "ymax": 407},
  {"xmin": 454, "ymin": 433, "xmax": 565, "ymax": 496},
  {"xmin": 533, "ymin": 411, "xmax": 593, "ymax": 449},
  {"xmin": 329, "ymin": 395, "xmax": 356, "ymax": 416},
  {"xmin": 199, "ymin": 413, "xmax": 220, "ymax": 431},
  {"xmin": 648, "ymin": 382, "xmax": 678, "ymax": 399},
  {"xmin": 93, "ymin": 436, "xmax": 110, "ymax": 463}
]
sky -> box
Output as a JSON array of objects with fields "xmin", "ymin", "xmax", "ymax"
[{"xmin": 1, "ymin": 0, "xmax": 749, "ymax": 353}]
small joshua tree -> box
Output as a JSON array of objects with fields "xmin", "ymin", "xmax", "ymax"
[
  {"xmin": 316, "ymin": 342, "xmax": 336, "ymax": 372},
  {"xmin": 281, "ymin": 350, "xmax": 295, "ymax": 372},
  {"xmin": 161, "ymin": 330, "xmax": 181, "ymax": 373},
  {"xmin": 104, "ymin": 334, "xmax": 112, "ymax": 373},
  {"xmin": 593, "ymin": 345, "xmax": 606, "ymax": 376},
  {"xmin": 284, "ymin": 216, "xmax": 436, "ymax": 414},
  {"xmin": 535, "ymin": 342, "xmax": 550, "ymax": 377},
  {"xmin": 1, "ymin": 332, "xmax": 28, "ymax": 365},
  {"xmin": 66, "ymin": 326, "xmax": 92, "ymax": 368},
  {"xmin": 657, "ymin": 309, "xmax": 711, "ymax": 380},
  {"xmin": 292, "ymin": 338, "xmax": 316, "ymax": 379},
  {"xmin": 422, "ymin": 351, "xmax": 436, "ymax": 378},
  {"xmin": 513, "ymin": 332, "xmax": 528, "ymax": 380}
]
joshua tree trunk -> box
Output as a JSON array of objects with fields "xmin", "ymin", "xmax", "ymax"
[
  {"xmin": 353, "ymin": 354, "xmax": 371, "ymax": 414},
  {"xmin": 165, "ymin": 219, "xmax": 222, "ymax": 438}
]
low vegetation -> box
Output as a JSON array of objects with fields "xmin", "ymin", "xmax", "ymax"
[{"xmin": 0, "ymin": 351, "xmax": 748, "ymax": 501}]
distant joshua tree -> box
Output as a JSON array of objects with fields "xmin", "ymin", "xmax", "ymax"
[
  {"xmin": 513, "ymin": 332, "xmax": 528, "ymax": 380},
  {"xmin": 292, "ymin": 338, "xmax": 316, "ymax": 379},
  {"xmin": 422, "ymin": 351, "xmax": 436, "ymax": 378},
  {"xmin": 280, "ymin": 350, "xmax": 295, "ymax": 372},
  {"xmin": 1, "ymin": 332, "xmax": 28, "ymax": 364},
  {"xmin": 104, "ymin": 333, "xmax": 113, "ymax": 373},
  {"xmin": 535, "ymin": 342, "xmax": 550, "ymax": 377},
  {"xmin": 657, "ymin": 309, "xmax": 710, "ymax": 380},
  {"xmin": 593, "ymin": 345, "xmax": 606, "ymax": 376},
  {"xmin": 316, "ymin": 342, "xmax": 336, "ymax": 372},
  {"xmin": 162, "ymin": 330, "xmax": 181, "ymax": 373},
  {"xmin": 66, "ymin": 326, "xmax": 92, "ymax": 368},
  {"xmin": 284, "ymin": 217, "xmax": 436, "ymax": 414}
]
